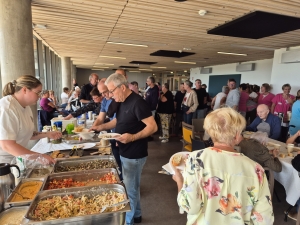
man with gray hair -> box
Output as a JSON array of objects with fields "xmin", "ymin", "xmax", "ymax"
[
  {"xmin": 211, "ymin": 86, "xmax": 229, "ymax": 110},
  {"xmin": 93, "ymin": 73, "xmax": 157, "ymax": 225},
  {"xmin": 79, "ymin": 73, "xmax": 99, "ymax": 104}
]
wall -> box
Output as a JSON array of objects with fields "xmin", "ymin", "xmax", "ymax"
[
  {"xmin": 190, "ymin": 59, "xmax": 273, "ymax": 93},
  {"xmin": 76, "ymin": 69, "xmax": 152, "ymax": 89},
  {"xmin": 270, "ymin": 47, "xmax": 300, "ymax": 96}
]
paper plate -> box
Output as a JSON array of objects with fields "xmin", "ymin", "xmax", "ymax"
[
  {"xmin": 69, "ymin": 143, "xmax": 96, "ymax": 149},
  {"xmin": 98, "ymin": 133, "xmax": 121, "ymax": 140},
  {"xmin": 168, "ymin": 152, "xmax": 191, "ymax": 174}
]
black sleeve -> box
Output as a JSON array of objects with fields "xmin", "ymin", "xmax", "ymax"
[
  {"xmin": 79, "ymin": 85, "xmax": 87, "ymax": 100},
  {"xmin": 292, "ymin": 154, "xmax": 300, "ymax": 172},
  {"xmin": 174, "ymin": 92, "xmax": 179, "ymax": 103},
  {"xmin": 71, "ymin": 102, "xmax": 95, "ymax": 117},
  {"xmin": 134, "ymin": 98, "xmax": 152, "ymax": 121}
]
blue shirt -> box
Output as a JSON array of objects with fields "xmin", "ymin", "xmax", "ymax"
[
  {"xmin": 246, "ymin": 113, "xmax": 281, "ymax": 140},
  {"xmin": 100, "ymin": 98, "xmax": 112, "ymax": 113},
  {"xmin": 289, "ymin": 100, "xmax": 300, "ymax": 135}
]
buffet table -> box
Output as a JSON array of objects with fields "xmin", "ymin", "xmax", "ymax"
[
  {"xmin": 268, "ymin": 138, "xmax": 300, "ymax": 205},
  {"xmin": 0, "ymin": 138, "xmax": 128, "ymax": 225}
]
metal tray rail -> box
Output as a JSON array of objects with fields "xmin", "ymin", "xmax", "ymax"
[
  {"xmin": 53, "ymin": 155, "xmax": 118, "ymax": 173},
  {"xmin": 26, "ymin": 166, "xmax": 54, "ymax": 179},
  {"xmin": 42, "ymin": 168, "xmax": 121, "ymax": 190},
  {"xmin": 25, "ymin": 184, "xmax": 130, "ymax": 225},
  {"xmin": 5, "ymin": 178, "xmax": 46, "ymax": 207},
  {"xmin": 62, "ymin": 134, "xmax": 101, "ymax": 144}
]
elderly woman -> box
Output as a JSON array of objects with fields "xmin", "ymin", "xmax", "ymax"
[
  {"xmin": 181, "ymin": 80, "xmax": 198, "ymax": 125},
  {"xmin": 271, "ymin": 83, "xmax": 295, "ymax": 142},
  {"xmin": 156, "ymin": 83, "xmax": 174, "ymax": 143},
  {"xmin": 40, "ymin": 90, "xmax": 59, "ymax": 118},
  {"xmin": 239, "ymin": 132, "xmax": 282, "ymax": 172},
  {"xmin": 173, "ymin": 107, "xmax": 273, "ymax": 225},
  {"xmin": 258, "ymin": 83, "xmax": 274, "ymax": 108}
]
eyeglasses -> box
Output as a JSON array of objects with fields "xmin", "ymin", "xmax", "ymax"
[
  {"xmin": 31, "ymin": 90, "xmax": 42, "ymax": 96},
  {"xmin": 100, "ymin": 90, "xmax": 109, "ymax": 95},
  {"xmin": 92, "ymin": 96, "xmax": 101, "ymax": 100},
  {"xmin": 109, "ymin": 85, "xmax": 121, "ymax": 94}
]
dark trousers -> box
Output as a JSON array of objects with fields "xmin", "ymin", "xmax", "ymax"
[
  {"xmin": 182, "ymin": 105, "xmax": 193, "ymax": 125},
  {"xmin": 246, "ymin": 108, "xmax": 257, "ymax": 124},
  {"xmin": 110, "ymin": 139, "xmax": 123, "ymax": 180},
  {"xmin": 174, "ymin": 112, "xmax": 183, "ymax": 135}
]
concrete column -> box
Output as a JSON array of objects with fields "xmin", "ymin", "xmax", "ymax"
[
  {"xmin": 0, "ymin": 0, "xmax": 38, "ymax": 129},
  {"xmin": 72, "ymin": 64, "xmax": 77, "ymax": 88},
  {"xmin": 61, "ymin": 57, "xmax": 71, "ymax": 89}
]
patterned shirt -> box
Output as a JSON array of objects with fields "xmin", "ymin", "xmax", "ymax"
[{"xmin": 177, "ymin": 147, "xmax": 274, "ymax": 225}]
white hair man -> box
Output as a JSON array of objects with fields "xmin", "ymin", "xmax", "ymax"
[{"xmin": 94, "ymin": 73, "xmax": 157, "ymax": 225}]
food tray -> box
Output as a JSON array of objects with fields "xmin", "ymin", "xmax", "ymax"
[
  {"xmin": 53, "ymin": 155, "xmax": 118, "ymax": 173},
  {"xmin": 0, "ymin": 206, "xmax": 29, "ymax": 224},
  {"xmin": 5, "ymin": 178, "xmax": 45, "ymax": 207},
  {"xmin": 42, "ymin": 168, "xmax": 121, "ymax": 190},
  {"xmin": 26, "ymin": 166, "xmax": 53, "ymax": 179},
  {"xmin": 25, "ymin": 184, "xmax": 131, "ymax": 225},
  {"xmin": 62, "ymin": 135, "xmax": 101, "ymax": 144}
]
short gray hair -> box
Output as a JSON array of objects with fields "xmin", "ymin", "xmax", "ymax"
[
  {"xmin": 222, "ymin": 86, "xmax": 229, "ymax": 93},
  {"xmin": 250, "ymin": 131, "xmax": 268, "ymax": 144},
  {"xmin": 105, "ymin": 73, "xmax": 129, "ymax": 88}
]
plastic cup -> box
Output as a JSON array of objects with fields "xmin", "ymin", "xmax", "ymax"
[
  {"xmin": 273, "ymin": 144, "xmax": 281, "ymax": 151},
  {"xmin": 287, "ymin": 144, "xmax": 294, "ymax": 153}
]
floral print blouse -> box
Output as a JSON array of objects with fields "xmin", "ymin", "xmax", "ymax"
[{"xmin": 177, "ymin": 147, "xmax": 274, "ymax": 225}]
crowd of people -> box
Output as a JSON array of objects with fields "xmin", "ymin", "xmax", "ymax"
[{"xmin": 2, "ymin": 71, "xmax": 300, "ymax": 224}]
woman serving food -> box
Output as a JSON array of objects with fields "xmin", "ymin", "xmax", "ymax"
[{"xmin": 0, "ymin": 75, "xmax": 61, "ymax": 164}]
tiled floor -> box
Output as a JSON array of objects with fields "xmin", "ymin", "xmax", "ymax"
[{"xmin": 138, "ymin": 135, "xmax": 297, "ymax": 225}]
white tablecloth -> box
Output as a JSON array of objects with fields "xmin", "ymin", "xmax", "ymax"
[
  {"xmin": 269, "ymin": 138, "xmax": 300, "ymax": 205},
  {"xmin": 31, "ymin": 139, "xmax": 97, "ymax": 154}
]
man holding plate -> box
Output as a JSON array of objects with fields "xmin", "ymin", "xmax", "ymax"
[{"xmin": 92, "ymin": 73, "xmax": 157, "ymax": 225}]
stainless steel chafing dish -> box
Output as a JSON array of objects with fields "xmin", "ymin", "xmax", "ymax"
[
  {"xmin": 26, "ymin": 166, "xmax": 53, "ymax": 179},
  {"xmin": 53, "ymin": 155, "xmax": 118, "ymax": 173},
  {"xmin": 0, "ymin": 206, "xmax": 29, "ymax": 224},
  {"xmin": 42, "ymin": 168, "xmax": 121, "ymax": 190},
  {"xmin": 5, "ymin": 178, "xmax": 45, "ymax": 207},
  {"xmin": 25, "ymin": 184, "xmax": 130, "ymax": 225}
]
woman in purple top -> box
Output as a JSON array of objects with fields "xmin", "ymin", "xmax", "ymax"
[
  {"xmin": 258, "ymin": 83, "xmax": 274, "ymax": 108},
  {"xmin": 40, "ymin": 90, "xmax": 59, "ymax": 118}
]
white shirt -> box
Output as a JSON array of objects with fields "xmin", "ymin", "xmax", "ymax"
[
  {"xmin": 61, "ymin": 92, "xmax": 69, "ymax": 104},
  {"xmin": 183, "ymin": 92, "xmax": 191, "ymax": 106},
  {"xmin": 0, "ymin": 95, "xmax": 34, "ymax": 163},
  {"xmin": 213, "ymin": 92, "xmax": 227, "ymax": 110}
]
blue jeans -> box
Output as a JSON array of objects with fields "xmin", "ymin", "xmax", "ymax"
[
  {"xmin": 182, "ymin": 105, "xmax": 193, "ymax": 125},
  {"xmin": 192, "ymin": 109, "xmax": 206, "ymax": 119},
  {"xmin": 120, "ymin": 156, "xmax": 147, "ymax": 225}
]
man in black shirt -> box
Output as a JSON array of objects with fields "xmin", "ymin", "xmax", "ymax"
[
  {"xmin": 96, "ymin": 73, "xmax": 157, "ymax": 225},
  {"xmin": 172, "ymin": 83, "xmax": 186, "ymax": 136},
  {"xmin": 193, "ymin": 79, "xmax": 207, "ymax": 119},
  {"xmin": 79, "ymin": 73, "xmax": 99, "ymax": 104}
]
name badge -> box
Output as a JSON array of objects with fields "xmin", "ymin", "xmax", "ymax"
[{"xmin": 278, "ymin": 102, "xmax": 282, "ymax": 105}]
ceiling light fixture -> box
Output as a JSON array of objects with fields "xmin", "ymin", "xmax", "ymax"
[
  {"xmin": 93, "ymin": 66, "xmax": 109, "ymax": 68},
  {"xmin": 198, "ymin": 10, "xmax": 207, "ymax": 16},
  {"xmin": 107, "ymin": 42, "xmax": 148, "ymax": 47},
  {"xmin": 99, "ymin": 56, "xmax": 126, "ymax": 59},
  {"xmin": 150, "ymin": 66, "xmax": 167, "ymax": 69},
  {"xmin": 170, "ymin": 72, "xmax": 174, "ymax": 74},
  {"xmin": 95, "ymin": 63, "xmax": 114, "ymax": 66},
  {"xmin": 32, "ymin": 23, "xmax": 47, "ymax": 29},
  {"xmin": 217, "ymin": 51, "xmax": 247, "ymax": 56},
  {"xmin": 139, "ymin": 69, "xmax": 153, "ymax": 71},
  {"xmin": 91, "ymin": 69, "xmax": 104, "ymax": 71},
  {"xmin": 174, "ymin": 61, "xmax": 196, "ymax": 64},
  {"xmin": 129, "ymin": 71, "xmax": 141, "ymax": 73},
  {"xmin": 184, "ymin": 70, "xmax": 187, "ymax": 72}
]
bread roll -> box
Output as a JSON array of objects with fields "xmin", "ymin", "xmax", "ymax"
[
  {"xmin": 279, "ymin": 153, "xmax": 286, "ymax": 158},
  {"xmin": 74, "ymin": 126, "xmax": 84, "ymax": 132},
  {"xmin": 172, "ymin": 154, "xmax": 182, "ymax": 166},
  {"xmin": 288, "ymin": 153, "xmax": 294, "ymax": 157}
]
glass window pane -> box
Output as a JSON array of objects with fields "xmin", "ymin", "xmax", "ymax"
[{"xmin": 33, "ymin": 38, "xmax": 39, "ymax": 78}]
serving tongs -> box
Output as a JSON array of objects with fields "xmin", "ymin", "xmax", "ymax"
[
  {"xmin": 69, "ymin": 145, "xmax": 83, "ymax": 157},
  {"xmin": 100, "ymin": 199, "xmax": 130, "ymax": 213}
]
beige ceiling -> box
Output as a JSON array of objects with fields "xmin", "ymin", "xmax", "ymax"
[{"xmin": 31, "ymin": 0, "xmax": 300, "ymax": 72}]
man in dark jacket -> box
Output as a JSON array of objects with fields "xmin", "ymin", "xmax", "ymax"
[
  {"xmin": 64, "ymin": 87, "xmax": 103, "ymax": 119},
  {"xmin": 145, "ymin": 76, "xmax": 159, "ymax": 117},
  {"xmin": 246, "ymin": 104, "xmax": 281, "ymax": 140},
  {"xmin": 79, "ymin": 73, "xmax": 99, "ymax": 104}
]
